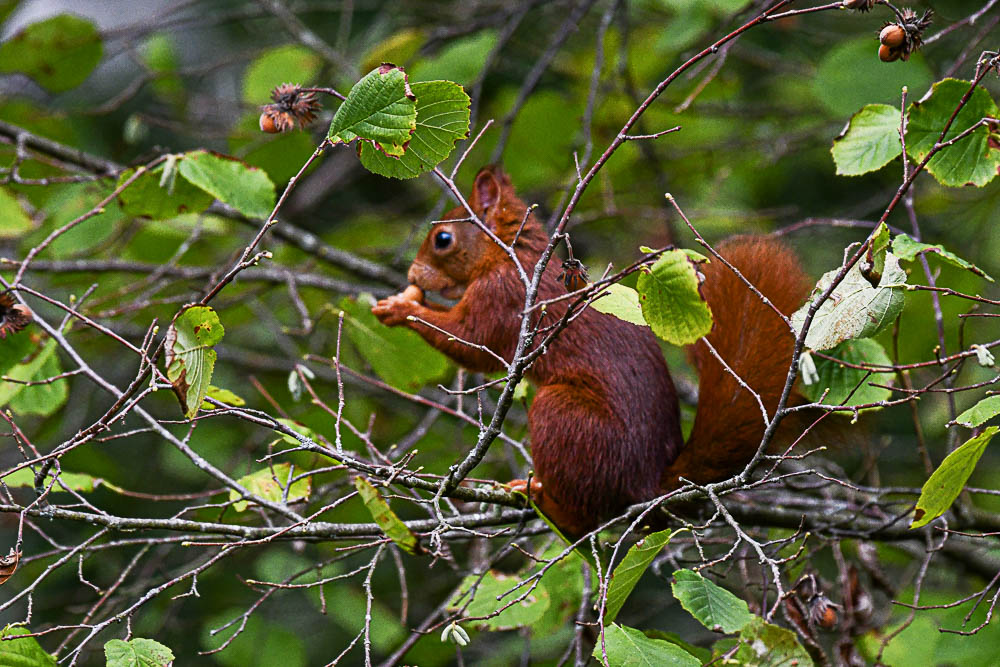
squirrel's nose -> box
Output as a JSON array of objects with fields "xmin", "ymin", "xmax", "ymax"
[{"xmin": 407, "ymin": 262, "xmax": 425, "ymax": 287}]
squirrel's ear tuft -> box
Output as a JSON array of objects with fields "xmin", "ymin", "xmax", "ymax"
[{"xmin": 471, "ymin": 166, "xmax": 502, "ymax": 213}]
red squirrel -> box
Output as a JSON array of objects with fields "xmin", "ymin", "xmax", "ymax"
[{"xmin": 372, "ymin": 166, "xmax": 809, "ymax": 535}]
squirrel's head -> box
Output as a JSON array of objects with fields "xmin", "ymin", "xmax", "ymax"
[{"xmin": 408, "ymin": 166, "xmax": 531, "ymax": 299}]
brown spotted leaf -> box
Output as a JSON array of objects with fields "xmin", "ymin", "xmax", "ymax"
[{"xmin": 165, "ymin": 306, "xmax": 224, "ymax": 419}]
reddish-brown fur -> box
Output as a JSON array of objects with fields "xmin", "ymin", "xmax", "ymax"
[
  {"xmin": 661, "ymin": 237, "xmax": 811, "ymax": 489},
  {"xmin": 373, "ymin": 167, "xmax": 809, "ymax": 535}
]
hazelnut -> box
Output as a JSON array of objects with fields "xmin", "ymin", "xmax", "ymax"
[
  {"xmin": 401, "ymin": 284, "xmax": 424, "ymax": 303},
  {"xmin": 879, "ymin": 24, "xmax": 906, "ymax": 48},
  {"xmin": 879, "ymin": 44, "xmax": 902, "ymax": 62},
  {"xmin": 259, "ymin": 112, "xmax": 279, "ymax": 134}
]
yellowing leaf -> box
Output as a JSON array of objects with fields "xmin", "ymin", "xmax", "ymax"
[
  {"xmin": 354, "ymin": 476, "xmax": 420, "ymax": 554},
  {"xmin": 230, "ymin": 462, "xmax": 311, "ymax": 512},
  {"xmin": 591, "ymin": 283, "xmax": 648, "ymax": 327}
]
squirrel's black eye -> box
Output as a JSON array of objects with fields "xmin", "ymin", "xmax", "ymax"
[{"xmin": 434, "ymin": 230, "xmax": 453, "ymax": 250}]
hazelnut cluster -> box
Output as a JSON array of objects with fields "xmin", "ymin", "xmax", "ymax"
[
  {"xmin": 0, "ymin": 292, "xmax": 32, "ymax": 339},
  {"xmin": 878, "ymin": 9, "xmax": 933, "ymax": 62},
  {"xmin": 259, "ymin": 83, "xmax": 322, "ymax": 134}
]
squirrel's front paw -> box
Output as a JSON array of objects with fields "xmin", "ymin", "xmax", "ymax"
[{"xmin": 372, "ymin": 285, "xmax": 423, "ymax": 326}]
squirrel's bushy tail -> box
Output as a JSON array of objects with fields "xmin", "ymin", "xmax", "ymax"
[{"xmin": 661, "ymin": 237, "xmax": 810, "ymax": 489}]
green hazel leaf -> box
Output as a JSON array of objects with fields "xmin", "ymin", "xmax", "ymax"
[
  {"xmin": 9, "ymin": 342, "xmax": 68, "ymax": 417},
  {"xmin": 104, "ymin": 638, "xmax": 175, "ymax": 667},
  {"xmin": 0, "ymin": 626, "xmax": 57, "ymax": 666},
  {"xmin": 0, "ymin": 14, "xmax": 102, "ymax": 92},
  {"xmin": 327, "ymin": 65, "xmax": 417, "ymax": 149},
  {"xmin": 905, "ymin": 78, "xmax": 1000, "ymax": 187},
  {"xmin": 165, "ymin": 306, "xmax": 224, "ymax": 419},
  {"xmin": 671, "ymin": 569, "xmax": 752, "ymax": 634},
  {"xmin": 31, "ymin": 183, "xmax": 122, "ymax": 258},
  {"xmin": 0, "ymin": 326, "xmax": 35, "ymax": 377},
  {"xmin": 201, "ymin": 385, "xmax": 246, "ymax": 410},
  {"xmin": 801, "ymin": 338, "xmax": 892, "ymax": 408},
  {"xmin": 791, "ymin": 251, "xmax": 906, "ymax": 351},
  {"xmin": 593, "ymin": 624, "xmax": 701, "ymax": 667},
  {"xmin": 863, "ymin": 222, "xmax": 891, "ymax": 285},
  {"xmin": 603, "ymin": 530, "xmax": 675, "ymax": 625},
  {"xmin": 1, "ymin": 467, "xmax": 101, "ymax": 493},
  {"xmin": 591, "ymin": 283, "xmax": 648, "ymax": 327},
  {"xmin": 735, "ymin": 616, "xmax": 813, "ymax": 667},
  {"xmin": 641, "ymin": 631, "xmax": 712, "ymax": 664},
  {"xmin": 339, "ymin": 296, "xmax": 451, "ymax": 392},
  {"xmin": 230, "ymin": 462, "xmax": 311, "ymax": 513},
  {"xmin": 831, "ymin": 104, "xmax": 903, "ymax": 176},
  {"xmin": 911, "ymin": 426, "xmax": 998, "ymax": 529},
  {"xmin": 529, "ymin": 544, "xmax": 587, "ymax": 636},
  {"xmin": 354, "ymin": 476, "xmax": 420, "ymax": 555},
  {"xmin": 359, "ymin": 80, "xmax": 471, "ymax": 179},
  {"xmin": 450, "ymin": 571, "xmax": 551, "ymax": 631},
  {"xmin": 373, "ymin": 139, "xmax": 407, "ymax": 158},
  {"xmin": 116, "ymin": 164, "xmax": 213, "ymax": 220},
  {"xmin": 241, "ymin": 45, "xmax": 321, "ymax": 104},
  {"xmin": 0, "ymin": 339, "xmax": 60, "ymax": 409},
  {"xmin": 892, "ymin": 233, "xmax": 994, "ymax": 282},
  {"xmin": 0, "ymin": 187, "xmax": 32, "ymax": 238},
  {"xmin": 680, "ymin": 249, "xmax": 709, "ymax": 263},
  {"xmin": 177, "ymin": 150, "xmax": 276, "ymax": 219},
  {"xmin": 953, "ymin": 395, "xmax": 1000, "ymax": 428},
  {"xmin": 636, "ymin": 250, "xmax": 713, "ymax": 345}
]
